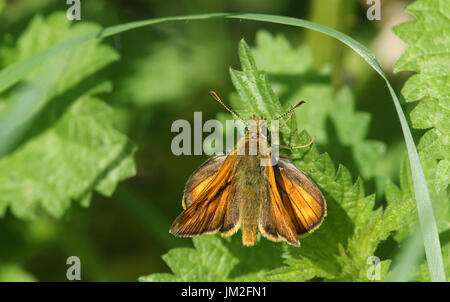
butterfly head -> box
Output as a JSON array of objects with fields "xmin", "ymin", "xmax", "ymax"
[
  {"xmin": 244, "ymin": 115, "xmax": 268, "ymax": 141},
  {"xmin": 209, "ymin": 91, "xmax": 305, "ymax": 144}
]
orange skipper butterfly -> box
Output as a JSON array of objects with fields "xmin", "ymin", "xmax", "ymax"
[{"xmin": 170, "ymin": 91, "xmax": 326, "ymax": 247}]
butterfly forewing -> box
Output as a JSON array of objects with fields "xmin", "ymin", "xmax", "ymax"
[
  {"xmin": 182, "ymin": 153, "xmax": 227, "ymax": 209},
  {"xmin": 258, "ymin": 154, "xmax": 300, "ymax": 246},
  {"xmin": 170, "ymin": 151, "xmax": 240, "ymax": 237}
]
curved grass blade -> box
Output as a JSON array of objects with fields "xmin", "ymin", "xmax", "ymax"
[{"xmin": 0, "ymin": 13, "xmax": 444, "ymax": 281}]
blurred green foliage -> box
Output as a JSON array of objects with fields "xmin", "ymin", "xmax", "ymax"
[{"xmin": 0, "ymin": 0, "xmax": 447, "ymax": 281}]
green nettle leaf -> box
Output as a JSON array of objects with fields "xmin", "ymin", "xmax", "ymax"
[
  {"xmin": 393, "ymin": 0, "xmax": 450, "ymax": 195},
  {"xmin": 0, "ymin": 12, "xmax": 119, "ymax": 156},
  {"xmin": 386, "ymin": 156, "xmax": 449, "ymax": 242},
  {"xmin": 8, "ymin": 13, "xmax": 119, "ymax": 97},
  {"xmin": 139, "ymin": 235, "xmax": 284, "ymax": 282},
  {"xmin": 142, "ymin": 39, "xmax": 414, "ymax": 282},
  {"xmin": 251, "ymin": 31, "xmax": 313, "ymax": 74},
  {"xmin": 0, "ymin": 13, "xmax": 137, "ymax": 218},
  {"xmin": 0, "ymin": 90, "xmax": 137, "ymax": 219},
  {"xmin": 140, "ymin": 236, "xmax": 238, "ymax": 282},
  {"xmin": 229, "ymin": 39, "xmax": 285, "ymax": 122}
]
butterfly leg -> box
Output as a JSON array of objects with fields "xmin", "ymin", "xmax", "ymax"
[
  {"xmin": 279, "ymin": 136, "xmax": 316, "ymax": 151},
  {"xmin": 274, "ymin": 113, "xmax": 293, "ymax": 131}
]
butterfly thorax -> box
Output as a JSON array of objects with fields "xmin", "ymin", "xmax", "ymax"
[{"xmin": 235, "ymin": 115, "xmax": 271, "ymax": 157}]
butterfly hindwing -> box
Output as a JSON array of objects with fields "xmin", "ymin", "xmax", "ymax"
[
  {"xmin": 275, "ymin": 156, "xmax": 326, "ymax": 236},
  {"xmin": 258, "ymin": 155, "xmax": 326, "ymax": 246}
]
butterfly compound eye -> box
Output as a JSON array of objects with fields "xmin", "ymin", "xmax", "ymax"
[{"xmin": 260, "ymin": 125, "xmax": 268, "ymax": 137}]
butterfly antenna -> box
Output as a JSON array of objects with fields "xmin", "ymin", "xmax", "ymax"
[
  {"xmin": 209, "ymin": 91, "xmax": 245, "ymax": 122},
  {"xmin": 275, "ymin": 100, "xmax": 305, "ymax": 120},
  {"xmin": 273, "ymin": 100, "xmax": 305, "ymax": 131}
]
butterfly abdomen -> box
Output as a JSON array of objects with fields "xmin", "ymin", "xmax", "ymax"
[{"xmin": 236, "ymin": 155, "xmax": 264, "ymax": 246}]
